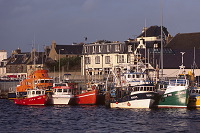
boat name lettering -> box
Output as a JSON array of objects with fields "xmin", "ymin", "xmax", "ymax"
[
  {"xmin": 146, "ymin": 94, "xmax": 154, "ymax": 97},
  {"xmin": 131, "ymin": 96, "xmax": 138, "ymax": 99}
]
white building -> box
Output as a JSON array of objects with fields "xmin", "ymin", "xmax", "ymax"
[{"xmin": 0, "ymin": 50, "xmax": 7, "ymax": 77}]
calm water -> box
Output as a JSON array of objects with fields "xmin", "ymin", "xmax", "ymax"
[{"xmin": 1, "ymin": 99, "xmax": 200, "ymax": 133}]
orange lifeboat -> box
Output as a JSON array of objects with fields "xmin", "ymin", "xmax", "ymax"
[{"xmin": 16, "ymin": 69, "xmax": 53, "ymax": 93}]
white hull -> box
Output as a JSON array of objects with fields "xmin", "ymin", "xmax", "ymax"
[
  {"xmin": 52, "ymin": 95, "xmax": 73, "ymax": 105},
  {"xmin": 110, "ymin": 99, "xmax": 155, "ymax": 108}
]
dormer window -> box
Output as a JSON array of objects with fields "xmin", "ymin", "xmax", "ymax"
[
  {"xmin": 92, "ymin": 46, "xmax": 96, "ymax": 53},
  {"xmin": 98, "ymin": 45, "xmax": 102, "ymax": 53},
  {"xmin": 128, "ymin": 45, "xmax": 132, "ymax": 52},
  {"xmin": 11, "ymin": 56, "xmax": 16, "ymax": 63},
  {"xmin": 107, "ymin": 45, "xmax": 110, "ymax": 52},
  {"xmin": 84, "ymin": 46, "xmax": 88, "ymax": 53},
  {"xmin": 22, "ymin": 55, "xmax": 28, "ymax": 63},
  {"xmin": 115, "ymin": 44, "xmax": 120, "ymax": 52}
]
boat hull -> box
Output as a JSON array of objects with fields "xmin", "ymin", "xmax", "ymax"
[
  {"xmin": 188, "ymin": 95, "xmax": 200, "ymax": 108},
  {"xmin": 14, "ymin": 95, "xmax": 46, "ymax": 105},
  {"xmin": 111, "ymin": 99, "xmax": 155, "ymax": 108},
  {"xmin": 74, "ymin": 89, "xmax": 98, "ymax": 105},
  {"xmin": 157, "ymin": 89, "xmax": 189, "ymax": 108},
  {"xmin": 51, "ymin": 95, "xmax": 74, "ymax": 105},
  {"xmin": 110, "ymin": 91, "xmax": 158, "ymax": 108}
]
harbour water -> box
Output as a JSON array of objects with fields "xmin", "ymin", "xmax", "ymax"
[{"xmin": 1, "ymin": 99, "xmax": 200, "ymax": 133}]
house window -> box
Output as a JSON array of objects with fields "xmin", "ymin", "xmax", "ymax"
[
  {"xmin": 95, "ymin": 56, "xmax": 100, "ymax": 64},
  {"xmin": 128, "ymin": 45, "xmax": 132, "ymax": 52},
  {"xmin": 107, "ymin": 45, "xmax": 110, "ymax": 52},
  {"xmin": 104, "ymin": 68, "xmax": 110, "ymax": 74},
  {"xmin": 115, "ymin": 44, "xmax": 120, "ymax": 52},
  {"xmin": 127, "ymin": 55, "xmax": 130, "ymax": 63},
  {"xmin": 85, "ymin": 57, "xmax": 91, "ymax": 64},
  {"xmin": 98, "ymin": 45, "xmax": 102, "ymax": 53},
  {"xmin": 117, "ymin": 55, "xmax": 124, "ymax": 63},
  {"xmin": 105, "ymin": 56, "xmax": 110, "ymax": 64},
  {"xmin": 93, "ymin": 46, "xmax": 96, "ymax": 53},
  {"xmin": 84, "ymin": 46, "xmax": 88, "ymax": 53}
]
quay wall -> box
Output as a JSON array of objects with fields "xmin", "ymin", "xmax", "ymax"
[{"xmin": 0, "ymin": 80, "xmax": 19, "ymax": 98}]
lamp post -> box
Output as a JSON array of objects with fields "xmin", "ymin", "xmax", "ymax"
[{"xmin": 59, "ymin": 49, "xmax": 64, "ymax": 83}]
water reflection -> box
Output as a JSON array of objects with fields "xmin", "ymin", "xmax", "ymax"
[{"xmin": 1, "ymin": 99, "xmax": 200, "ymax": 132}]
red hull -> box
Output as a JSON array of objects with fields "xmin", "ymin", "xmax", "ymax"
[
  {"xmin": 75, "ymin": 89, "xmax": 97, "ymax": 105},
  {"xmin": 14, "ymin": 95, "xmax": 46, "ymax": 105}
]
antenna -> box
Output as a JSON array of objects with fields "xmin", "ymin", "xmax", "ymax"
[{"xmin": 179, "ymin": 52, "xmax": 185, "ymax": 75}]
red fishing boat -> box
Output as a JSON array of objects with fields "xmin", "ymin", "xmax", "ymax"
[
  {"xmin": 73, "ymin": 83, "xmax": 105, "ymax": 105},
  {"xmin": 14, "ymin": 89, "xmax": 47, "ymax": 105},
  {"xmin": 11, "ymin": 68, "xmax": 53, "ymax": 100}
]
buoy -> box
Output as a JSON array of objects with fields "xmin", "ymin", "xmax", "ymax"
[{"xmin": 127, "ymin": 102, "xmax": 131, "ymax": 106}]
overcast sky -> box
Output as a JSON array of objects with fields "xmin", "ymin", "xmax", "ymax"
[{"xmin": 1, "ymin": 0, "xmax": 200, "ymax": 55}]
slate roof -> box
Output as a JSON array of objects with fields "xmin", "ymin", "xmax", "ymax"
[
  {"xmin": 137, "ymin": 25, "xmax": 170, "ymax": 38},
  {"xmin": 138, "ymin": 48, "xmax": 200, "ymax": 69},
  {"xmin": 165, "ymin": 32, "xmax": 200, "ymax": 49},
  {"xmin": 7, "ymin": 53, "xmax": 30, "ymax": 65},
  {"xmin": 27, "ymin": 52, "xmax": 46, "ymax": 65},
  {"xmin": 55, "ymin": 44, "xmax": 83, "ymax": 55}
]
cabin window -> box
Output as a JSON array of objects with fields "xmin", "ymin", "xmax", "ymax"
[
  {"xmin": 58, "ymin": 89, "xmax": 62, "ymax": 92},
  {"xmin": 36, "ymin": 91, "xmax": 41, "ymax": 94},
  {"xmin": 128, "ymin": 75, "xmax": 131, "ymax": 78},
  {"xmin": 136, "ymin": 75, "xmax": 140, "ymax": 78},
  {"xmin": 63, "ymin": 89, "xmax": 68, "ymax": 92},
  {"xmin": 32, "ymin": 91, "xmax": 35, "ymax": 95}
]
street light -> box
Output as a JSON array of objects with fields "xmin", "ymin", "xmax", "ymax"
[{"xmin": 59, "ymin": 49, "xmax": 64, "ymax": 83}]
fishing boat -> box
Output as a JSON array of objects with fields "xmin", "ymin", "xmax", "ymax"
[
  {"xmin": 110, "ymin": 82, "xmax": 159, "ymax": 108},
  {"xmin": 13, "ymin": 69, "xmax": 53, "ymax": 99},
  {"xmin": 157, "ymin": 52, "xmax": 192, "ymax": 108},
  {"xmin": 73, "ymin": 82, "xmax": 105, "ymax": 105},
  {"xmin": 47, "ymin": 83, "xmax": 75, "ymax": 105},
  {"xmin": 188, "ymin": 86, "xmax": 200, "ymax": 108},
  {"xmin": 109, "ymin": 54, "xmax": 159, "ymax": 108},
  {"xmin": 14, "ymin": 89, "xmax": 47, "ymax": 105}
]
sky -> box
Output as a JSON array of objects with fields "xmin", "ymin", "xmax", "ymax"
[{"xmin": 1, "ymin": 0, "xmax": 200, "ymax": 55}]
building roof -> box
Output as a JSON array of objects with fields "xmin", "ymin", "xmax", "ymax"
[
  {"xmin": 165, "ymin": 32, "xmax": 200, "ymax": 49},
  {"xmin": 138, "ymin": 48, "xmax": 200, "ymax": 69},
  {"xmin": 55, "ymin": 44, "xmax": 83, "ymax": 55},
  {"xmin": 27, "ymin": 52, "xmax": 46, "ymax": 65},
  {"xmin": 137, "ymin": 25, "xmax": 170, "ymax": 38},
  {"xmin": 7, "ymin": 53, "xmax": 30, "ymax": 65}
]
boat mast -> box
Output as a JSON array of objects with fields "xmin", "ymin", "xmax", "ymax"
[{"xmin": 160, "ymin": 0, "xmax": 164, "ymax": 80}]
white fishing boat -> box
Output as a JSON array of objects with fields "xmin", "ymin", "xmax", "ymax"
[
  {"xmin": 109, "ymin": 53, "xmax": 159, "ymax": 108},
  {"xmin": 48, "ymin": 83, "xmax": 74, "ymax": 105}
]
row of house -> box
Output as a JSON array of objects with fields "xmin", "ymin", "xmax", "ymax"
[{"xmin": 1, "ymin": 25, "xmax": 200, "ymax": 79}]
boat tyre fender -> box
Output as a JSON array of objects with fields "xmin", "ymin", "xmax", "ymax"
[
  {"xmin": 190, "ymin": 98, "xmax": 197, "ymax": 102},
  {"xmin": 161, "ymin": 97, "xmax": 165, "ymax": 102}
]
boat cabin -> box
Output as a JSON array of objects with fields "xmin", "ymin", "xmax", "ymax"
[
  {"xmin": 27, "ymin": 89, "xmax": 46, "ymax": 98},
  {"xmin": 168, "ymin": 79, "xmax": 189, "ymax": 87},
  {"xmin": 132, "ymin": 85, "xmax": 156, "ymax": 92},
  {"xmin": 52, "ymin": 86, "xmax": 73, "ymax": 95}
]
